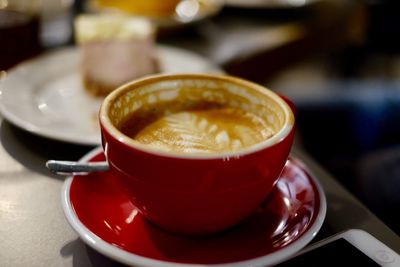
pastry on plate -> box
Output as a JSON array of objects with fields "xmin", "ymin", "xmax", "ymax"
[{"xmin": 75, "ymin": 14, "xmax": 159, "ymax": 96}]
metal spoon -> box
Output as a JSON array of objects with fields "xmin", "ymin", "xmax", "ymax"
[{"xmin": 46, "ymin": 160, "xmax": 109, "ymax": 175}]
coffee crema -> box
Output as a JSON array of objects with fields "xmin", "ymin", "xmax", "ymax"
[
  {"xmin": 110, "ymin": 78, "xmax": 287, "ymax": 154},
  {"xmin": 121, "ymin": 107, "xmax": 275, "ymax": 153}
]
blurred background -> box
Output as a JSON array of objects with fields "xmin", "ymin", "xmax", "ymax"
[{"xmin": 1, "ymin": 0, "xmax": 399, "ymax": 234}]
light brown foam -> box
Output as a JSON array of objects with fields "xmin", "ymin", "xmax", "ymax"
[
  {"xmin": 131, "ymin": 108, "xmax": 275, "ymax": 153},
  {"xmin": 111, "ymin": 77, "xmax": 287, "ymax": 154}
]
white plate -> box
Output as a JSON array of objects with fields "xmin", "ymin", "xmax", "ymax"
[
  {"xmin": 0, "ymin": 46, "xmax": 222, "ymax": 146},
  {"xmin": 225, "ymin": 0, "xmax": 320, "ymax": 9}
]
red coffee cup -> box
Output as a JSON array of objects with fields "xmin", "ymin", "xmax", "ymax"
[{"xmin": 99, "ymin": 73, "xmax": 295, "ymax": 236}]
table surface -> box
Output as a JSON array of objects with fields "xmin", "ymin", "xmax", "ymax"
[
  {"xmin": 0, "ymin": 118, "xmax": 399, "ymax": 267},
  {"xmin": 1, "ymin": 1, "xmax": 399, "ymax": 266}
]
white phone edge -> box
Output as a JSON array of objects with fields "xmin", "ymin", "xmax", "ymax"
[{"xmin": 297, "ymin": 229, "xmax": 400, "ymax": 267}]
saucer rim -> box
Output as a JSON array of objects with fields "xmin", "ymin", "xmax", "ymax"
[{"xmin": 62, "ymin": 147, "xmax": 327, "ymax": 267}]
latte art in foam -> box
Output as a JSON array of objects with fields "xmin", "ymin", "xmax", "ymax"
[
  {"xmin": 132, "ymin": 108, "xmax": 275, "ymax": 153},
  {"xmin": 113, "ymin": 77, "xmax": 287, "ymax": 155}
]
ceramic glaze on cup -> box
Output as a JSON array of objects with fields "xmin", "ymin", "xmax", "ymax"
[{"xmin": 99, "ymin": 73, "xmax": 295, "ymax": 236}]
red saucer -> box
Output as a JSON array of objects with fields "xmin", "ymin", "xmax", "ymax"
[{"xmin": 62, "ymin": 148, "xmax": 326, "ymax": 266}]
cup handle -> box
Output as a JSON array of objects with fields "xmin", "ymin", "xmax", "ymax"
[{"xmin": 278, "ymin": 94, "xmax": 296, "ymax": 116}]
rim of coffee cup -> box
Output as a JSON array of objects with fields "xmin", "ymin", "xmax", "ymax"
[{"xmin": 99, "ymin": 73, "xmax": 295, "ymax": 159}]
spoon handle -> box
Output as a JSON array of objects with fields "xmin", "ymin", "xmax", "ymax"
[{"xmin": 46, "ymin": 160, "xmax": 109, "ymax": 175}]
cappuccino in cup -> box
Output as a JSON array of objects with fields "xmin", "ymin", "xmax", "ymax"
[
  {"xmin": 111, "ymin": 77, "xmax": 285, "ymax": 155},
  {"xmin": 100, "ymin": 73, "xmax": 295, "ymax": 235}
]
